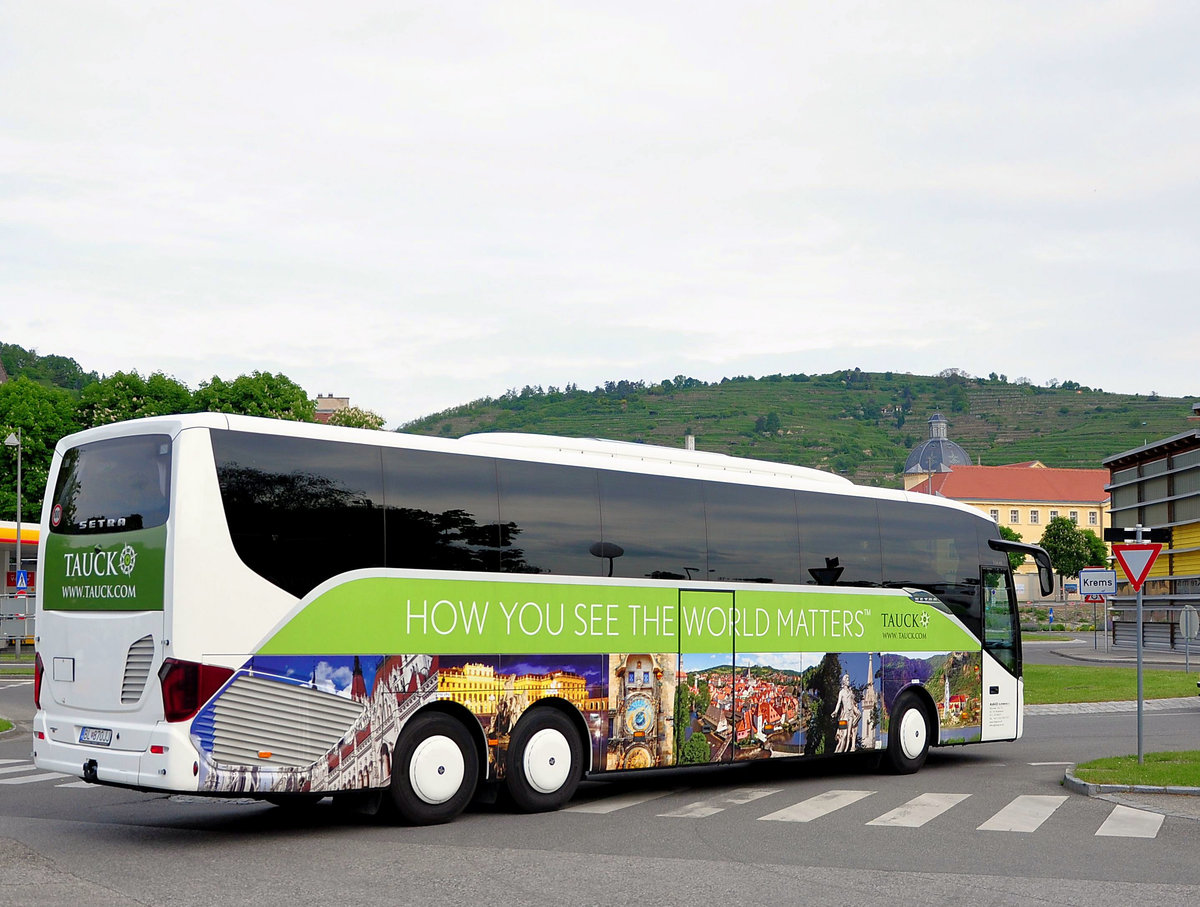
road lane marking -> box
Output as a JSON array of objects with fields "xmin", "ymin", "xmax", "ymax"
[
  {"xmin": 0, "ymin": 771, "xmax": 70, "ymax": 785},
  {"xmin": 978, "ymin": 795, "xmax": 1067, "ymax": 832},
  {"xmin": 1095, "ymin": 805, "xmax": 1164, "ymax": 838},
  {"xmin": 564, "ymin": 789, "xmax": 678, "ymax": 814},
  {"xmin": 0, "ymin": 763, "xmax": 39, "ymax": 776},
  {"xmin": 867, "ymin": 793, "xmax": 971, "ymax": 827},
  {"xmin": 658, "ymin": 787, "xmax": 781, "ymax": 818},
  {"xmin": 759, "ymin": 789, "xmax": 875, "ymax": 823}
]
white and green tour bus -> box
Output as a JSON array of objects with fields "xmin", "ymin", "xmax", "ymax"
[{"xmin": 33, "ymin": 414, "xmax": 1052, "ymax": 824}]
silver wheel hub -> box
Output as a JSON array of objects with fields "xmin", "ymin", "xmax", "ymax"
[
  {"xmin": 523, "ymin": 727, "xmax": 572, "ymax": 794},
  {"xmin": 898, "ymin": 707, "xmax": 927, "ymax": 761},
  {"xmin": 409, "ymin": 734, "xmax": 466, "ymax": 804}
]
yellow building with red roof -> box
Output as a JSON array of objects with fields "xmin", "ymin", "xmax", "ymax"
[{"xmin": 901, "ymin": 415, "xmax": 1110, "ymax": 599}]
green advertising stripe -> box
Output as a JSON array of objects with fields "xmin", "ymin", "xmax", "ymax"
[
  {"xmin": 260, "ymin": 575, "xmax": 979, "ymax": 656},
  {"xmin": 42, "ymin": 527, "xmax": 166, "ymax": 612}
]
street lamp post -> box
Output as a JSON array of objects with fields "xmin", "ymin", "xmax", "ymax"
[{"xmin": 4, "ymin": 429, "xmax": 21, "ymax": 655}]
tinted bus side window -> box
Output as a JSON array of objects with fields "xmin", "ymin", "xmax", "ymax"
[
  {"xmin": 704, "ymin": 482, "xmax": 801, "ymax": 584},
  {"xmin": 212, "ymin": 431, "xmax": 386, "ymax": 597},
  {"xmin": 798, "ymin": 491, "xmax": 882, "ymax": 586},
  {"xmin": 497, "ymin": 460, "xmax": 602, "ymax": 576},
  {"xmin": 877, "ymin": 499, "xmax": 981, "ymax": 636},
  {"xmin": 382, "ymin": 448, "xmax": 501, "ymax": 573},
  {"xmin": 597, "ymin": 470, "xmax": 707, "ymax": 580}
]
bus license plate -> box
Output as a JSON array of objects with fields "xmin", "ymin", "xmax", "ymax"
[{"xmin": 79, "ymin": 727, "xmax": 113, "ymax": 747}]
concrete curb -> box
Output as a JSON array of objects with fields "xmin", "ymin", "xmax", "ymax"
[{"xmin": 1064, "ymin": 766, "xmax": 1200, "ymax": 798}]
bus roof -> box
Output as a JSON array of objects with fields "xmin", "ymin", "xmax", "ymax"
[{"xmin": 51, "ymin": 413, "xmax": 990, "ymax": 520}]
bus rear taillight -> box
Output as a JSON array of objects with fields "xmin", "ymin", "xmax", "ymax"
[
  {"xmin": 34, "ymin": 653, "xmax": 44, "ymax": 710},
  {"xmin": 158, "ymin": 658, "xmax": 234, "ymax": 722}
]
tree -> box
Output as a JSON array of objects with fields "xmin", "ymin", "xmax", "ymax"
[
  {"xmin": 679, "ymin": 731, "xmax": 712, "ymax": 765},
  {"xmin": 997, "ymin": 525, "xmax": 1026, "ymax": 571},
  {"xmin": 1039, "ymin": 517, "xmax": 1092, "ymax": 596},
  {"xmin": 1080, "ymin": 528, "xmax": 1108, "ymax": 568},
  {"xmin": 0, "ymin": 377, "xmax": 80, "ymax": 518},
  {"xmin": 328, "ymin": 406, "xmax": 386, "ymax": 430},
  {"xmin": 76, "ymin": 371, "xmax": 195, "ymax": 428},
  {"xmin": 194, "ymin": 372, "xmax": 315, "ymax": 421}
]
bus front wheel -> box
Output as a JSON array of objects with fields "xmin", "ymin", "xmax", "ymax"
[
  {"xmin": 886, "ymin": 693, "xmax": 931, "ymax": 774},
  {"xmin": 390, "ymin": 712, "xmax": 479, "ymax": 825},
  {"xmin": 504, "ymin": 708, "xmax": 583, "ymax": 813}
]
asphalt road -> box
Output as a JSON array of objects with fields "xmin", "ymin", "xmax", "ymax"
[{"xmin": 3, "ymin": 677, "xmax": 1200, "ymax": 906}]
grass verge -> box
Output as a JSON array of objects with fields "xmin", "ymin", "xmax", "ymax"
[
  {"xmin": 1073, "ymin": 751, "xmax": 1200, "ymax": 788},
  {"xmin": 1023, "ymin": 663, "xmax": 1198, "ymax": 705},
  {"xmin": 0, "ymin": 718, "xmax": 12, "ymax": 733}
]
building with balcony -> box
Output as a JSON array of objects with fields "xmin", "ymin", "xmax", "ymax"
[{"xmin": 1103, "ymin": 402, "xmax": 1200, "ymax": 649}]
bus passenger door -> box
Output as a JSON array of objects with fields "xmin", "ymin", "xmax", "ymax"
[
  {"xmin": 980, "ymin": 566, "xmax": 1022, "ymax": 741},
  {"xmin": 676, "ymin": 591, "xmax": 735, "ymax": 765}
]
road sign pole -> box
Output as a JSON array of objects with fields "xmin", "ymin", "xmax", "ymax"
[
  {"xmin": 1136, "ymin": 578, "xmax": 1144, "ymax": 764},
  {"xmin": 1111, "ymin": 530, "xmax": 1165, "ymax": 766},
  {"xmin": 1135, "ymin": 525, "xmax": 1144, "ymax": 765},
  {"xmin": 1181, "ymin": 605, "xmax": 1200, "ymax": 675}
]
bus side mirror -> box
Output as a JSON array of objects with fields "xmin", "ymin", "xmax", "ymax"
[
  {"xmin": 988, "ymin": 538, "xmax": 1055, "ymax": 598},
  {"xmin": 1036, "ymin": 557, "xmax": 1054, "ymax": 598}
]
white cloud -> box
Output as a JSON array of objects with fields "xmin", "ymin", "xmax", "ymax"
[{"xmin": 3, "ymin": 2, "xmax": 1198, "ymax": 426}]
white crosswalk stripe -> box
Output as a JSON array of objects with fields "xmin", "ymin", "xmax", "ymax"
[
  {"xmin": 658, "ymin": 787, "xmax": 781, "ymax": 818},
  {"xmin": 759, "ymin": 789, "xmax": 875, "ymax": 823},
  {"xmin": 0, "ymin": 761, "xmax": 1167, "ymax": 839},
  {"xmin": 0, "ymin": 760, "xmax": 82, "ymax": 787},
  {"xmin": 565, "ymin": 789, "xmax": 678, "ymax": 814},
  {"xmin": 565, "ymin": 785, "xmax": 1165, "ymax": 840},
  {"xmin": 1095, "ymin": 805, "xmax": 1165, "ymax": 838},
  {"xmin": 0, "ymin": 771, "xmax": 70, "ymax": 785},
  {"xmin": 0, "ymin": 763, "xmax": 39, "ymax": 775},
  {"xmin": 867, "ymin": 792, "xmax": 972, "ymax": 827},
  {"xmin": 977, "ymin": 795, "xmax": 1068, "ymax": 832}
]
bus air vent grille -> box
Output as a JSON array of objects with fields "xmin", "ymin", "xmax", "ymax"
[
  {"xmin": 120, "ymin": 635, "xmax": 156, "ymax": 704},
  {"xmin": 210, "ymin": 674, "xmax": 366, "ymax": 768}
]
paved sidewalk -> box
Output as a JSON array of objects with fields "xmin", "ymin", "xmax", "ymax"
[{"xmin": 1027, "ymin": 696, "xmax": 1200, "ymax": 715}]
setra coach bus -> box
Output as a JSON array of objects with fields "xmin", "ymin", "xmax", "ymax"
[{"xmin": 33, "ymin": 414, "xmax": 1052, "ymax": 824}]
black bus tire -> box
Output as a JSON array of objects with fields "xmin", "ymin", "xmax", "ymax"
[
  {"xmin": 886, "ymin": 693, "xmax": 931, "ymax": 774},
  {"xmin": 389, "ymin": 712, "xmax": 479, "ymax": 825},
  {"xmin": 504, "ymin": 708, "xmax": 583, "ymax": 813}
]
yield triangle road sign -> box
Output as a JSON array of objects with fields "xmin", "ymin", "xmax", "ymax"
[{"xmin": 1112, "ymin": 543, "xmax": 1162, "ymax": 591}]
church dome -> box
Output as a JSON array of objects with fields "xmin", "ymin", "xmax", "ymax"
[{"xmin": 904, "ymin": 413, "xmax": 971, "ymax": 474}]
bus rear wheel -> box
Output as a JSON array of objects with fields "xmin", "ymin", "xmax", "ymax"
[
  {"xmin": 504, "ymin": 708, "xmax": 583, "ymax": 813},
  {"xmin": 390, "ymin": 712, "xmax": 479, "ymax": 825},
  {"xmin": 886, "ymin": 693, "xmax": 931, "ymax": 774}
]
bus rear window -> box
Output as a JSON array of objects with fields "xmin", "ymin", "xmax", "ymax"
[{"xmin": 50, "ymin": 434, "xmax": 172, "ymax": 534}]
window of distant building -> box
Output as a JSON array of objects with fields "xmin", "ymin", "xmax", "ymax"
[
  {"xmin": 1049, "ymin": 510, "xmax": 1059, "ymax": 521},
  {"xmin": 1010, "ymin": 509, "xmax": 1020, "ymax": 523},
  {"xmin": 1089, "ymin": 511, "xmax": 1098, "ymax": 526},
  {"xmin": 1069, "ymin": 511, "xmax": 1078, "ymax": 524},
  {"xmin": 989, "ymin": 509, "xmax": 1000, "ymax": 522},
  {"xmin": 1030, "ymin": 510, "xmax": 1040, "ymax": 524}
]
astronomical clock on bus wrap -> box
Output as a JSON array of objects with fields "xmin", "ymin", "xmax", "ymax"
[{"xmin": 607, "ymin": 653, "xmax": 677, "ymax": 769}]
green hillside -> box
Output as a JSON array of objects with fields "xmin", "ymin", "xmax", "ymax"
[
  {"xmin": 402, "ymin": 370, "xmax": 1196, "ymax": 488},
  {"xmin": 0, "ymin": 342, "xmax": 98, "ymax": 392}
]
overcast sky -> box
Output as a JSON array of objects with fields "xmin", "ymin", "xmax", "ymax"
[{"xmin": 3, "ymin": 2, "xmax": 1197, "ymax": 427}]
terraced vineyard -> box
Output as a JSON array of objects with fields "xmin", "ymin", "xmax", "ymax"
[{"xmin": 402, "ymin": 370, "xmax": 1194, "ymax": 488}]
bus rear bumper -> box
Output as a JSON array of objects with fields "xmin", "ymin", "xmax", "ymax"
[{"xmin": 32, "ymin": 711, "xmax": 200, "ymax": 793}]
